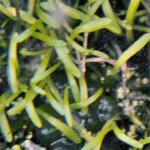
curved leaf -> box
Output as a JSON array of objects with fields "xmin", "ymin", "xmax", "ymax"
[
  {"xmin": 38, "ymin": 109, "xmax": 82, "ymax": 144},
  {"xmin": 114, "ymin": 33, "xmax": 150, "ymax": 71},
  {"xmin": 71, "ymin": 18, "xmax": 111, "ymax": 39}
]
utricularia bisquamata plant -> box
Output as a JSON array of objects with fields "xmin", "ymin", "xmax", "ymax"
[{"xmin": 0, "ymin": 0, "xmax": 150, "ymax": 149}]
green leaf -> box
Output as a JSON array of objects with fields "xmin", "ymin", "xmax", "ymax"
[
  {"xmin": 71, "ymin": 18, "xmax": 112, "ymax": 39},
  {"xmin": 0, "ymin": 4, "xmax": 15, "ymax": 19},
  {"xmin": 40, "ymin": 1, "xmax": 57, "ymax": 12},
  {"xmin": 8, "ymin": 33, "xmax": 19, "ymax": 93},
  {"xmin": 0, "ymin": 109, "xmax": 12, "ymax": 142},
  {"xmin": 32, "ymin": 32, "xmax": 67, "ymax": 47},
  {"xmin": 71, "ymin": 88, "xmax": 103, "ymax": 109},
  {"xmin": 81, "ymin": 117, "xmax": 116, "ymax": 150},
  {"xmin": 140, "ymin": 137, "xmax": 150, "ymax": 145},
  {"xmin": 7, "ymin": 81, "xmax": 46, "ymax": 116},
  {"xmin": 16, "ymin": 21, "xmax": 41, "ymax": 43},
  {"xmin": 125, "ymin": 0, "xmax": 141, "ymax": 40},
  {"xmin": 26, "ymin": 101, "xmax": 42, "ymax": 128},
  {"xmin": 66, "ymin": 69, "xmax": 80, "ymax": 102},
  {"xmin": 114, "ymin": 33, "xmax": 150, "ymax": 71},
  {"xmin": 79, "ymin": 76, "xmax": 88, "ymax": 114},
  {"xmin": 45, "ymin": 88, "xmax": 64, "ymax": 115},
  {"xmin": 30, "ymin": 83, "xmax": 46, "ymax": 95},
  {"xmin": 20, "ymin": 10, "xmax": 48, "ymax": 34},
  {"xmin": 126, "ymin": 0, "xmax": 141, "ymax": 25},
  {"xmin": 37, "ymin": 109, "xmax": 82, "ymax": 144},
  {"xmin": 2, "ymin": 0, "xmax": 11, "ymax": 7},
  {"xmin": 112, "ymin": 123, "xmax": 143, "ymax": 149},
  {"xmin": 34, "ymin": 50, "xmax": 52, "ymax": 75},
  {"xmin": 55, "ymin": 47, "xmax": 81, "ymax": 78},
  {"xmin": 30, "ymin": 61, "xmax": 62, "ymax": 84},
  {"xmin": 45, "ymin": 0, "xmax": 86, "ymax": 20},
  {"xmin": 36, "ymin": 2, "xmax": 60, "ymax": 29},
  {"xmin": 20, "ymin": 48, "xmax": 47, "ymax": 56},
  {"xmin": 102, "ymin": 0, "xmax": 121, "ymax": 34},
  {"xmin": 8, "ymin": 59, "xmax": 18, "ymax": 93},
  {"xmin": 89, "ymin": 50, "xmax": 109, "ymax": 59},
  {"xmin": 63, "ymin": 86, "xmax": 73, "ymax": 127},
  {"xmin": 47, "ymin": 77, "xmax": 63, "ymax": 103}
]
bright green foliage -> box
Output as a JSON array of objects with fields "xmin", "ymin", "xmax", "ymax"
[
  {"xmin": 37, "ymin": 109, "xmax": 82, "ymax": 144},
  {"xmin": 8, "ymin": 33, "xmax": 19, "ymax": 93},
  {"xmin": 70, "ymin": 18, "xmax": 112, "ymax": 39},
  {"xmin": 114, "ymin": 33, "xmax": 150, "ymax": 71},
  {"xmin": 0, "ymin": 0, "xmax": 149, "ymax": 149}
]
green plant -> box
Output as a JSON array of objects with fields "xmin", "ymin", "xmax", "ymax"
[{"xmin": 0, "ymin": 0, "xmax": 150, "ymax": 149}]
